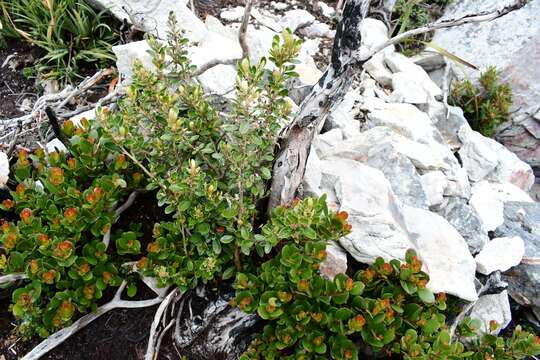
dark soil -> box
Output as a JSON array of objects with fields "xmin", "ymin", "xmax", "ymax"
[
  {"xmin": 0, "ymin": 191, "xmax": 172, "ymax": 360},
  {"xmin": 0, "ymin": 39, "xmax": 42, "ymax": 119}
]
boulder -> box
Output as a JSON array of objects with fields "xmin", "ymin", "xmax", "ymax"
[
  {"xmin": 300, "ymin": 22, "xmax": 335, "ymax": 38},
  {"xmin": 358, "ymin": 18, "xmax": 394, "ymax": 57},
  {"xmin": 364, "ymin": 53, "xmax": 393, "ymax": 87},
  {"xmin": 324, "ymin": 91, "xmax": 362, "ymax": 138},
  {"xmin": 468, "ymin": 290, "xmax": 512, "ymax": 336},
  {"xmin": 495, "ymin": 202, "xmax": 540, "ymax": 310},
  {"xmin": 88, "ymin": 0, "xmax": 207, "ymax": 41},
  {"xmin": 389, "ymin": 71, "xmax": 435, "ymax": 104},
  {"xmin": 402, "ymin": 206, "xmax": 478, "ymax": 301},
  {"xmin": 322, "ymin": 159, "xmax": 413, "ymax": 264},
  {"xmin": 475, "ymin": 236, "xmax": 525, "ymax": 275},
  {"xmin": 0, "ymin": 152, "xmax": 8, "ymax": 189},
  {"xmin": 433, "ymin": 0, "xmax": 540, "ymax": 187},
  {"xmin": 436, "ymin": 197, "xmax": 488, "ymax": 254},
  {"xmin": 220, "ymin": 6, "xmax": 244, "ymax": 22}
]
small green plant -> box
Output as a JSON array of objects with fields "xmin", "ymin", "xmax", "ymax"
[
  {"xmin": 100, "ymin": 14, "xmax": 302, "ymax": 292},
  {"xmin": 391, "ymin": 0, "xmax": 452, "ymax": 56},
  {"xmin": 0, "ymin": 119, "xmax": 143, "ymax": 337},
  {"xmin": 1, "ymin": 0, "xmax": 119, "ymax": 81},
  {"xmin": 449, "ymin": 66, "xmax": 512, "ymax": 137}
]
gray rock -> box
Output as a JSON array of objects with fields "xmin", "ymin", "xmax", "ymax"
[
  {"xmin": 411, "ymin": 51, "xmax": 446, "ymax": 72},
  {"xmin": 421, "ymin": 101, "xmax": 470, "ymax": 151},
  {"xmin": 433, "ymin": 0, "xmax": 540, "ymax": 182},
  {"xmin": 468, "ymin": 290, "xmax": 512, "ymax": 336},
  {"xmin": 300, "ymin": 22, "xmax": 335, "ymax": 38},
  {"xmin": 366, "ymin": 143, "xmax": 429, "ymax": 209},
  {"xmin": 496, "ymin": 201, "xmax": 540, "ymax": 309},
  {"xmin": 436, "ymin": 197, "xmax": 488, "ymax": 254}
]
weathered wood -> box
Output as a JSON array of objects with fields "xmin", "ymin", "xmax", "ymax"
[{"xmin": 268, "ymin": 0, "xmax": 372, "ymax": 210}]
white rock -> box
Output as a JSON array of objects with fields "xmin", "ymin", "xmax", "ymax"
[
  {"xmin": 112, "ymin": 41, "xmax": 153, "ymax": 84},
  {"xmin": 70, "ymin": 108, "xmax": 96, "ymax": 127},
  {"xmin": 359, "ymin": 18, "xmax": 394, "ymax": 57},
  {"xmin": 384, "ymin": 52, "xmax": 442, "ymax": 98},
  {"xmin": 468, "ymin": 290, "xmax": 512, "ymax": 335},
  {"xmin": 475, "ymin": 237, "xmax": 525, "ymax": 275},
  {"xmin": 310, "ymin": 158, "xmax": 413, "ymax": 264},
  {"xmin": 45, "ymin": 139, "xmax": 68, "ymax": 154},
  {"xmin": 319, "ymin": 241, "xmax": 348, "ymax": 280},
  {"xmin": 246, "ymin": 26, "xmax": 277, "ymax": 64},
  {"xmin": 421, "ymin": 171, "xmax": 447, "ymax": 207},
  {"xmin": 367, "ymin": 102, "xmax": 445, "ymax": 146},
  {"xmin": 325, "ymin": 91, "xmax": 361, "ymax": 138},
  {"xmin": 88, "ymin": 0, "xmax": 207, "ymax": 41},
  {"xmin": 205, "ymin": 16, "xmax": 237, "ymax": 41},
  {"xmin": 279, "ymin": 9, "xmax": 315, "ymax": 32},
  {"xmin": 220, "ymin": 6, "xmax": 244, "ymax": 22},
  {"xmin": 313, "ymin": 128, "xmax": 343, "ymax": 156},
  {"xmin": 300, "ymin": 22, "xmax": 335, "ymax": 38},
  {"xmin": 482, "ymin": 136, "xmax": 535, "ymax": 192},
  {"xmin": 470, "ymin": 181, "xmax": 533, "ymax": 232},
  {"xmin": 402, "ymin": 206, "xmax": 478, "ymax": 301},
  {"xmin": 197, "ymin": 64, "xmax": 237, "ymax": 95},
  {"xmin": 272, "ymin": 2, "xmax": 288, "ymax": 11},
  {"xmin": 390, "ymin": 72, "xmax": 434, "ymax": 104},
  {"xmin": 364, "ymin": 53, "xmax": 393, "ymax": 87},
  {"xmin": 318, "ymin": 1, "xmax": 335, "ymax": 18},
  {"xmin": 251, "ymin": 8, "xmax": 283, "ymax": 32},
  {"xmin": 457, "ymin": 127, "xmax": 499, "ymax": 182},
  {"xmin": 190, "ymin": 31, "xmax": 242, "ymax": 68},
  {"xmin": 0, "ymin": 152, "xmax": 9, "ymax": 189}
]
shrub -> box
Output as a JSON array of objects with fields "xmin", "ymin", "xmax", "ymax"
[
  {"xmin": 100, "ymin": 14, "xmax": 302, "ymax": 292},
  {"xmin": 0, "ymin": 118, "xmax": 142, "ymax": 337},
  {"xmin": 0, "ymin": 0, "xmax": 119, "ymax": 81},
  {"xmin": 449, "ymin": 66, "xmax": 512, "ymax": 137}
]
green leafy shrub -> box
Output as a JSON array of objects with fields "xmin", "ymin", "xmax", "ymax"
[
  {"xmin": 0, "ymin": 119, "xmax": 143, "ymax": 337},
  {"xmin": 391, "ymin": 0, "xmax": 452, "ymax": 56},
  {"xmin": 449, "ymin": 66, "xmax": 512, "ymax": 137},
  {"xmin": 100, "ymin": 15, "xmax": 302, "ymax": 292},
  {"xmin": 236, "ymin": 234, "xmax": 540, "ymax": 360},
  {"xmin": 0, "ymin": 0, "xmax": 119, "ymax": 81}
]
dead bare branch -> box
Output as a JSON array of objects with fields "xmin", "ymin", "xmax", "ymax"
[{"xmin": 0, "ymin": 272, "xmax": 27, "ymax": 286}]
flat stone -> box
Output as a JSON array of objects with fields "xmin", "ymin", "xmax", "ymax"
[
  {"xmin": 402, "ymin": 205, "xmax": 478, "ymax": 301},
  {"xmin": 300, "ymin": 22, "xmax": 335, "ymax": 38},
  {"xmin": 384, "ymin": 52, "xmax": 442, "ymax": 98},
  {"xmin": 279, "ymin": 9, "xmax": 315, "ymax": 32},
  {"xmin": 220, "ymin": 6, "xmax": 244, "ymax": 22},
  {"xmin": 365, "ymin": 53, "xmax": 393, "ymax": 87},
  {"xmin": 475, "ymin": 236, "xmax": 525, "ymax": 275}
]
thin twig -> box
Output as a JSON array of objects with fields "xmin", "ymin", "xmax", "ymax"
[{"xmin": 0, "ymin": 272, "xmax": 27, "ymax": 286}]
